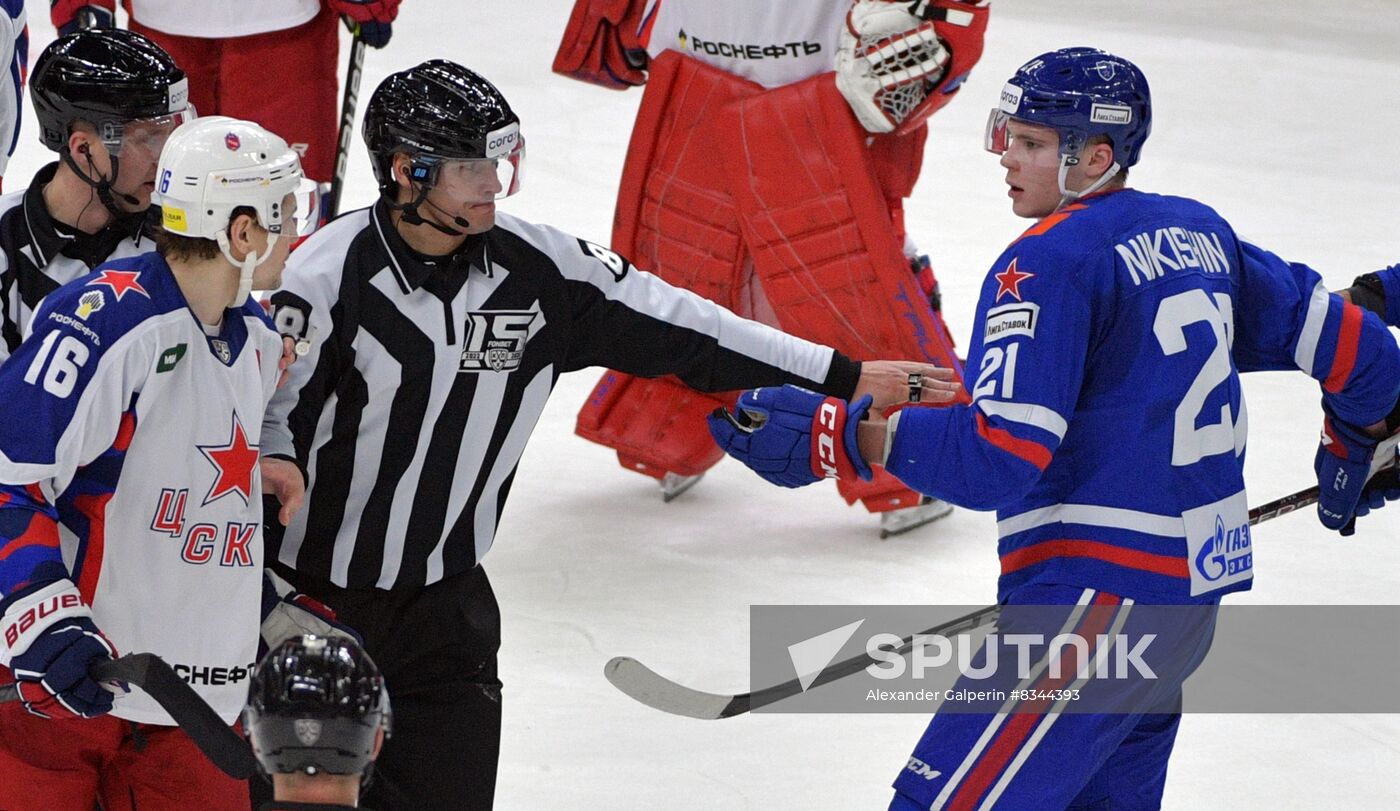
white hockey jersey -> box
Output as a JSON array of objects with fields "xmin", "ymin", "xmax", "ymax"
[
  {"xmin": 127, "ymin": 0, "xmax": 320, "ymax": 39},
  {"xmin": 0, "ymin": 252, "xmax": 283, "ymax": 724},
  {"xmin": 641, "ymin": 0, "xmax": 845, "ymax": 88}
]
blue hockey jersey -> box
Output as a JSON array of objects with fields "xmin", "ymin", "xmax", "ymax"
[
  {"xmin": 0, "ymin": 252, "xmax": 283, "ymax": 723},
  {"xmin": 886, "ymin": 189, "xmax": 1400, "ymax": 603}
]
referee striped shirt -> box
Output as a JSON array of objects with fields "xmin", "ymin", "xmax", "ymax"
[
  {"xmin": 263, "ymin": 201, "xmax": 861, "ymax": 590},
  {"xmin": 0, "ymin": 162, "xmax": 151, "ymax": 360}
]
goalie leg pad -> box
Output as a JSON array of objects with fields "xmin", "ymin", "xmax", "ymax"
[
  {"xmin": 575, "ymin": 54, "xmax": 769, "ymax": 479},
  {"xmin": 717, "ymin": 74, "xmax": 967, "ymax": 382},
  {"xmin": 576, "ymin": 372, "xmax": 734, "ymax": 479}
]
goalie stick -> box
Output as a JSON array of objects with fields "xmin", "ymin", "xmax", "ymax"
[
  {"xmin": 0, "ymin": 653, "xmax": 258, "ymax": 779},
  {"xmin": 606, "ymin": 452, "xmax": 1400, "ymax": 720}
]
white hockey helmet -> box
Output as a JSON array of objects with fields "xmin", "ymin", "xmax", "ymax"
[{"xmin": 153, "ymin": 116, "xmax": 319, "ymax": 305}]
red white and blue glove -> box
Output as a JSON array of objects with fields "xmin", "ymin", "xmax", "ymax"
[
  {"xmin": 260, "ymin": 568, "xmax": 363, "ymax": 658},
  {"xmin": 2, "ymin": 579, "xmax": 124, "ymax": 719},
  {"xmin": 708, "ymin": 386, "xmax": 873, "ymax": 488},
  {"xmin": 328, "ymin": 0, "xmax": 400, "ymax": 49},
  {"xmin": 50, "ymin": 1, "xmax": 116, "ymax": 37},
  {"xmin": 1315, "ymin": 405, "xmax": 1400, "ymax": 536}
]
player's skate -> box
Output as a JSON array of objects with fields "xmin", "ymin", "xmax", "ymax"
[
  {"xmin": 660, "ymin": 472, "xmax": 705, "ymax": 502},
  {"xmin": 879, "ymin": 497, "xmax": 953, "ymax": 538}
]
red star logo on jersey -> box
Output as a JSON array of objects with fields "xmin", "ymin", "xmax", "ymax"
[
  {"xmin": 88, "ymin": 269, "xmax": 149, "ymax": 302},
  {"xmin": 993, "ymin": 258, "xmax": 1035, "ymax": 302},
  {"xmin": 198, "ymin": 413, "xmax": 259, "ymax": 506}
]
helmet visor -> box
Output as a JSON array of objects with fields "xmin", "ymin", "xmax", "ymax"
[
  {"xmin": 984, "ymin": 108, "xmax": 1012, "ymax": 155},
  {"xmin": 105, "ymin": 105, "xmax": 197, "ymax": 159},
  {"xmin": 430, "ymin": 136, "xmax": 525, "ymax": 202},
  {"xmin": 269, "ymin": 178, "xmax": 322, "ymax": 240}
]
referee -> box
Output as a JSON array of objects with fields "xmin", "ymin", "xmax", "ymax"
[{"xmin": 258, "ymin": 60, "xmax": 952, "ymax": 810}]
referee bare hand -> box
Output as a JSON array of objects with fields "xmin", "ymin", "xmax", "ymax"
[
  {"xmin": 854, "ymin": 361, "xmax": 960, "ymax": 410},
  {"xmin": 261, "ymin": 458, "xmax": 306, "ymax": 527}
]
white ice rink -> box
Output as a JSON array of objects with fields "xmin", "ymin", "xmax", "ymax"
[{"xmin": 12, "ymin": 0, "xmax": 1400, "ymax": 807}]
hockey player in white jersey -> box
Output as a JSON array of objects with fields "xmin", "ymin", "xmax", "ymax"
[
  {"xmin": 0, "ymin": 116, "xmax": 318, "ymax": 811},
  {"xmin": 0, "ymin": 27, "xmax": 192, "ymax": 365}
]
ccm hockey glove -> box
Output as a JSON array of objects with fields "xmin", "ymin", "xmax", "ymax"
[
  {"xmin": 1315, "ymin": 404, "xmax": 1400, "ymax": 536},
  {"xmin": 260, "ymin": 568, "xmax": 362, "ymax": 657},
  {"xmin": 328, "ymin": 0, "xmax": 400, "ymax": 48},
  {"xmin": 708, "ymin": 386, "xmax": 873, "ymax": 488},
  {"xmin": 2, "ymin": 578, "xmax": 123, "ymax": 719}
]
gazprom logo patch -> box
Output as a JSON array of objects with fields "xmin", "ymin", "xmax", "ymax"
[{"xmin": 1194, "ymin": 515, "xmax": 1252, "ymax": 583}]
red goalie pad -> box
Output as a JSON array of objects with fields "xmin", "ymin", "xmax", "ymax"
[
  {"xmin": 575, "ymin": 53, "xmax": 966, "ymax": 512},
  {"xmin": 552, "ymin": 0, "xmax": 649, "ymax": 90}
]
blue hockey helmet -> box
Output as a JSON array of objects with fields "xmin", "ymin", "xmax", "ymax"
[{"xmin": 985, "ymin": 47, "xmax": 1152, "ymax": 171}]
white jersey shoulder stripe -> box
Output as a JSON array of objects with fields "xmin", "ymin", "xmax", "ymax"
[{"xmin": 1292, "ymin": 280, "xmax": 1329, "ymax": 376}]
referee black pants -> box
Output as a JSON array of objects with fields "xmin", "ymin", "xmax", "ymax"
[{"xmin": 261, "ymin": 562, "xmax": 504, "ymax": 810}]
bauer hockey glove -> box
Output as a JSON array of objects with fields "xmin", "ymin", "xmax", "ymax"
[
  {"xmin": 329, "ymin": 0, "xmax": 400, "ymax": 48},
  {"xmin": 1, "ymin": 577, "xmax": 124, "ymax": 719},
  {"xmin": 260, "ymin": 568, "xmax": 363, "ymax": 657},
  {"xmin": 1314, "ymin": 405, "xmax": 1400, "ymax": 536},
  {"xmin": 708, "ymin": 386, "xmax": 874, "ymax": 488},
  {"xmin": 50, "ymin": 1, "xmax": 115, "ymax": 37}
]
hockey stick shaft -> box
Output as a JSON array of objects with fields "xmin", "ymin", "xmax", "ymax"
[
  {"xmin": 0, "ymin": 653, "xmax": 258, "ymax": 779},
  {"xmin": 608, "ymin": 476, "xmax": 1380, "ymax": 719},
  {"xmin": 325, "ymin": 19, "xmax": 367, "ymax": 220}
]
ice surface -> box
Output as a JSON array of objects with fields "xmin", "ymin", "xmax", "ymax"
[{"xmin": 12, "ymin": 0, "xmax": 1399, "ymax": 806}]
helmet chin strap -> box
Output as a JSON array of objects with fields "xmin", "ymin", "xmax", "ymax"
[
  {"xmin": 61, "ymin": 147, "xmax": 143, "ymax": 221},
  {"xmin": 1055, "ymin": 153, "xmax": 1121, "ymax": 210},
  {"xmin": 216, "ymin": 230, "xmax": 278, "ymax": 308},
  {"xmin": 387, "ymin": 181, "xmax": 473, "ymax": 237}
]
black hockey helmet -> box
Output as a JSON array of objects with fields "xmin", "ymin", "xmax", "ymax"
[
  {"xmin": 30, "ymin": 28, "xmax": 190, "ymax": 154},
  {"xmin": 244, "ymin": 635, "xmax": 391, "ymax": 777},
  {"xmin": 362, "ymin": 59, "xmax": 523, "ymax": 197}
]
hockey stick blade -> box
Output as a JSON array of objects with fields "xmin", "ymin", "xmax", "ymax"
[
  {"xmin": 0, "ymin": 653, "xmax": 258, "ymax": 779},
  {"xmin": 604, "ymin": 604, "xmax": 998, "ymax": 720},
  {"xmin": 607, "ymin": 466, "xmax": 1400, "ymax": 721},
  {"xmin": 604, "ymin": 657, "xmax": 748, "ymax": 719}
]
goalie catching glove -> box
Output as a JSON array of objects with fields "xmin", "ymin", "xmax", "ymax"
[
  {"xmin": 835, "ymin": 0, "xmax": 990, "ymax": 135},
  {"xmin": 260, "ymin": 569, "xmax": 362, "ymax": 657},
  {"xmin": 708, "ymin": 386, "xmax": 873, "ymax": 488}
]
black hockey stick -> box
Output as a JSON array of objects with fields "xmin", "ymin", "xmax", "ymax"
[
  {"xmin": 606, "ymin": 460, "xmax": 1400, "ymax": 720},
  {"xmin": 0, "ymin": 653, "xmax": 258, "ymax": 779},
  {"xmin": 324, "ymin": 19, "xmax": 367, "ymax": 221}
]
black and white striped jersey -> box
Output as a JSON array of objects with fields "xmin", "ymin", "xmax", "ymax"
[
  {"xmin": 263, "ymin": 201, "xmax": 861, "ymax": 590},
  {"xmin": 0, "ymin": 163, "xmax": 153, "ymax": 361}
]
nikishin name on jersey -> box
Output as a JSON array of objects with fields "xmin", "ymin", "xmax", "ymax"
[
  {"xmin": 1115, "ymin": 226, "xmax": 1231, "ymax": 286},
  {"xmin": 984, "ymin": 302, "xmax": 1040, "ymax": 343},
  {"xmin": 677, "ymin": 28, "xmax": 822, "ymax": 60}
]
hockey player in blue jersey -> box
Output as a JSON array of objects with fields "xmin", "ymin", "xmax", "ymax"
[
  {"xmin": 0, "ymin": 117, "xmax": 323, "ymax": 811},
  {"xmin": 711, "ymin": 48, "xmax": 1400, "ymax": 809}
]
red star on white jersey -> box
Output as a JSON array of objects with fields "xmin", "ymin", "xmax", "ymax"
[
  {"xmin": 993, "ymin": 258, "xmax": 1035, "ymax": 302},
  {"xmin": 88, "ymin": 269, "xmax": 149, "ymax": 301},
  {"xmin": 198, "ymin": 414, "xmax": 259, "ymax": 506}
]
